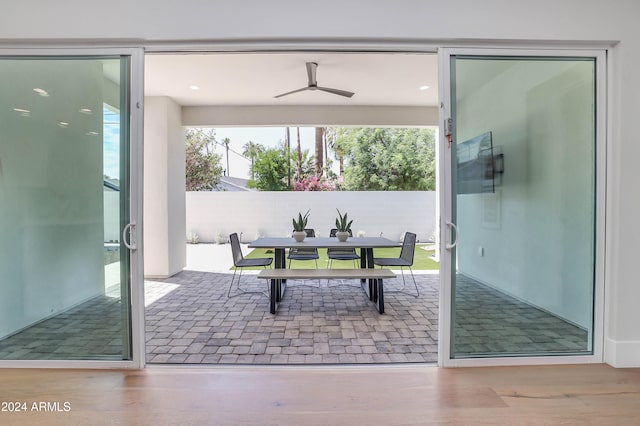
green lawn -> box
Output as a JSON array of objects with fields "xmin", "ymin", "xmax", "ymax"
[{"xmin": 235, "ymin": 244, "xmax": 439, "ymax": 270}]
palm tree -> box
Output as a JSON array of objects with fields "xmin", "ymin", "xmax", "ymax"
[
  {"xmin": 242, "ymin": 141, "xmax": 264, "ymax": 180},
  {"xmin": 315, "ymin": 127, "xmax": 324, "ymax": 176},
  {"xmin": 285, "ymin": 127, "xmax": 291, "ymax": 186},
  {"xmin": 326, "ymin": 128, "xmax": 345, "ymax": 175},
  {"xmin": 222, "ymin": 137, "xmax": 231, "ymax": 176},
  {"xmin": 296, "ymin": 127, "xmax": 303, "ymax": 179}
]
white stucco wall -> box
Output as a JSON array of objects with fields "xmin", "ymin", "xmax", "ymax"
[
  {"xmin": 182, "ymin": 106, "xmax": 439, "ymax": 127},
  {"xmin": 143, "ymin": 97, "xmax": 186, "ymax": 278},
  {"xmin": 186, "ymin": 191, "xmax": 436, "ymax": 244},
  {"xmin": 2, "ymin": 0, "xmax": 640, "ymax": 366},
  {"xmin": 0, "ymin": 1, "xmax": 628, "ymax": 42}
]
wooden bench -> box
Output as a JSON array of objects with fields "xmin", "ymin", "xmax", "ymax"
[{"xmin": 257, "ymin": 268, "xmax": 396, "ymax": 314}]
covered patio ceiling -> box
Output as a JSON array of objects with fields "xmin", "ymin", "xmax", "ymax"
[
  {"xmin": 143, "ymin": 52, "xmax": 440, "ymax": 127},
  {"xmin": 144, "ymin": 52, "xmax": 439, "ymax": 108}
]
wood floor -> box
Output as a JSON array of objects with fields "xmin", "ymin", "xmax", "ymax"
[{"xmin": 1, "ymin": 364, "xmax": 640, "ymax": 425}]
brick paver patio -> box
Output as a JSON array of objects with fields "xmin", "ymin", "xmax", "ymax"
[
  {"xmin": 0, "ymin": 266, "xmax": 589, "ymax": 363},
  {"xmin": 145, "ymin": 271, "xmax": 440, "ymax": 364}
]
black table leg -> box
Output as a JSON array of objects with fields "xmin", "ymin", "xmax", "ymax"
[
  {"xmin": 274, "ymin": 247, "xmax": 286, "ymax": 291},
  {"xmin": 360, "ymin": 247, "xmax": 367, "ymax": 286},
  {"xmin": 270, "ymin": 278, "xmax": 287, "ymax": 314},
  {"xmin": 271, "ymin": 249, "xmax": 288, "ymax": 310},
  {"xmin": 274, "ymin": 248, "xmax": 283, "ymax": 302},
  {"xmin": 376, "ymin": 278, "xmax": 385, "ymax": 314},
  {"xmin": 270, "ymin": 278, "xmax": 277, "ymax": 314},
  {"xmin": 274, "ymin": 248, "xmax": 285, "ymax": 269},
  {"xmin": 357, "ymin": 247, "xmax": 377, "ymax": 302},
  {"xmin": 366, "ymin": 248, "xmax": 377, "ymax": 302}
]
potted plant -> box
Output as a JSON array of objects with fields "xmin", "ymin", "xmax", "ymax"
[
  {"xmin": 335, "ymin": 209, "xmax": 353, "ymax": 242},
  {"xmin": 292, "ymin": 210, "xmax": 310, "ymax": 242}
]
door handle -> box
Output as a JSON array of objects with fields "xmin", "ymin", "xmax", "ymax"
[
  {"xmin": 123, "ymin": 223, "xmax": 137, "ymax": 250},
  {"xmin": 445, "ymin": 221, "xmax": 458, "ymax": 249}
]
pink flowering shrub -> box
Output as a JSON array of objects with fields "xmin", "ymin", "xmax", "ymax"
[{"xmin": 293, "ymin": 175, "xmax": 337, "ymax": 191}]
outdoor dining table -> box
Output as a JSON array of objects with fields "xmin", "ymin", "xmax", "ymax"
[{"xmin": 248, "ymin": 236, "xmax": 399, "ymax": 302}]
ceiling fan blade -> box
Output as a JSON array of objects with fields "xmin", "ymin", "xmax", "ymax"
[
  {"xmin": 306, "ymin": 62, "xmax": 318, "ymax": 86},
  {"xmin": 317, "ymin": 86, "xmax": 355, "ymax": 98},
  {"xmin": 274, "ymin": 86, "xmax": 310, "ymax": 98},
  {"xmin": 275, "ymin": 62, "xmax": 354, "ymax": 99}
]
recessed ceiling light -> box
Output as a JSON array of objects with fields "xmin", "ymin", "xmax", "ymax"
[
  {"xmin": 13, "ymin": 108, "xmax": 31, "ymax": 117},
  {"xmin": 189, "ymin": 85, "xmax": 200, "ymax": 90},
  {"xmin": 85, "ymin": 131, "xmax": 99, "ymax": 136},
  {"xmin": 58, "ymin": 121, "xmax": 69, "ymax": 128},
  {"xmin": 419, "ymin": 85, "xmax": 430, "ymax": 91},
  {"xmin": 33, "ymin": 88, "xmax": 49, "ymax": 97},
  {"xmin": 79, "ymin": 108, "xmax": 93, "ymax": 114}
]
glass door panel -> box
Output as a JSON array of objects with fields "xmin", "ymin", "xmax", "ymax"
[
  {"xmin": 448, "ymin": 55, "xmax": 597, "ymax": 358},
  {"xmin": 0, "ymin": 55, "xmax": 133, "ymax": 360}
]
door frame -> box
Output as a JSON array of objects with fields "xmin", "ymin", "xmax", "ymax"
[
  {"xmin": 437, "ymin": 47, "xmax": 607, "ymax": 367},
  {"xmin": 0, "ymin": 41, "xmax": 612, "ymax": 369},
  {"xmin": 0, "ymin": 47, "xmax": 145, "ymax": 369}
]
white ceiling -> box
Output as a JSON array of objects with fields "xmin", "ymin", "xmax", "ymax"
[{"xmin": 144, "ymin": 52, "xmax": 439, "ymax": 107}]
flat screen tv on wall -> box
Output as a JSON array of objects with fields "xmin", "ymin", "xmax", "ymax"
[{"xmin": 457, "ymin": 131, "xmax": 501, "ymax": 194}]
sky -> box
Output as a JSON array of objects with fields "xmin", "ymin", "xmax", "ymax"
[
  {"xmin": 102, "ymin": 119, "xmax": 337, "ymax": 182},
  {"xmin": 103, "ymin": 107, "xmax": 121, "ymax": 179},
  {"xmin": 208, "ymin": 127, "xmax": 332, "ymax": 180}
]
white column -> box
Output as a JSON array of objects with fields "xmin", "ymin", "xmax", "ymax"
[{"xmin": 143, "ymin": 96, "xmax": 186, "ymax": 278}]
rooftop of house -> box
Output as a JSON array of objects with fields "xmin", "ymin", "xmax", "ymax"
[{"xmin": 216, "ymin": 176, "xmax": 253, "ymax": 192}]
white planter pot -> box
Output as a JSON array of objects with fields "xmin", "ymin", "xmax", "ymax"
[
  {"xmin": 336, "ymin": 231, "xmax": 350, "ymax": 242},
  {"xmin": 293, "ymin": 231, "xmax": 306, "ymax": 242}
]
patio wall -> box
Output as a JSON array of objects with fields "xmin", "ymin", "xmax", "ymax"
[{"xmin": 186, "ymin": 191, "xmax": 436, "ymax": 243}]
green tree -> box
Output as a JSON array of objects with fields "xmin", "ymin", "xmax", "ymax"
[
  {"xmin": 248, "ymin": 144, "xmax": 293, "ymax": 191},
  {"xmin": 242, "ymin": 141, "xmax": 265, "ymax": 180},
  {"xmin": 185, "ymin": 128, "xmax": 224, "ymax": 191},
  {"xmin": 332, "ymin": 128, "xmax": 436, "ymax": 191}
]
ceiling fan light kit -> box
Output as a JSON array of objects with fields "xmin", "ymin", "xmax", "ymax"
[{"xmin": 274, "ymin": 62, "xmax": 355, "ymax": 99}]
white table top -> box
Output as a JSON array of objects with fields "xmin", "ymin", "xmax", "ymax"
[{"xmin": 248, "ymin": 236, "xmax": 399, "ymax": 249}]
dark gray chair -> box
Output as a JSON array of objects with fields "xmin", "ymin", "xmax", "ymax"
[
  {"xmin": 328, "ymin": 228, "xmax": 359, "ymax": 268},
  {"xmin": 373, "ymin": 232, "xmax": 419, "ymax": 297},
  {"xmin": 228, "ymin": 232, "xmax": 272, "ymax": 298},
  {"xmin": 325, "ymin": 228, "xmax": 361, "ymax": 287},
  {"xmin": 288, "ymin": 228, "xmax": 319, "ymax": 268},
  {"xmin": 287, "ymin": 228, "xmax": 320, "ymax": 287}
]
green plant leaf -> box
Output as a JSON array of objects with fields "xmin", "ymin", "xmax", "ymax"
[
  {"xmin": 335, "ymin": 208, "xmax": 353, "ymax": 232},
  {"xmin": 293, "ymin": 209, "xmax": 311, "ymax": 232}
]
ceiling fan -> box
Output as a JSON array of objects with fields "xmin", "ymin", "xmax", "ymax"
[{"xmin": 274, "ymin": 62, "xmax": 355, "ymax": 99}]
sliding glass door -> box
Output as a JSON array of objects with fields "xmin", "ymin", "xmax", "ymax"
[
  {"xmin": 0, "ymin": 51, "xmax": 143, "ymax": 364},
  {"xmin": 439, "ymin": 49, "xmax": 605, "ymax": 364}
]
